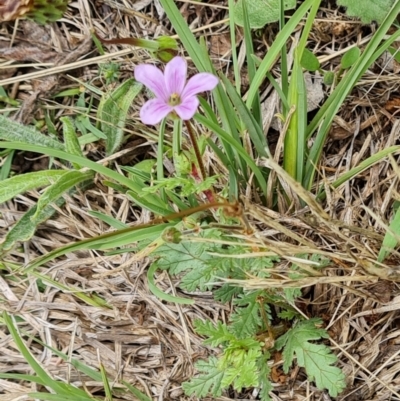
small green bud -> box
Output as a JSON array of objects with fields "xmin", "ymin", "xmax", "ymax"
[
  {"xmin": 154, "ymin": 36, "xmax": 179, "ymax": 62},
  {"xmin": 323, "ymin": 71, "xmax": 335, "ymax": 86},
  {"xmin": 162, "ymin": 227, "xmax": 182, "ymax": 244}
]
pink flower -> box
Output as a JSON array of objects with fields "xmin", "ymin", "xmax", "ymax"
[{"xmin": 134, "ymin": 56, "xmax": 218, "ymax": 125}]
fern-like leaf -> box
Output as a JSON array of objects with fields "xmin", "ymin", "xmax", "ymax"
[
  {"xmin": 257, "ymin": 353, "xmax": 273, "ymax": 401},
  {"xmin": 182, "ymin": 357, "xmax": 225, "ymax": 398},
  {"xmin": 194, "ymin": 320, "xmax": 235, "ymax": 347},
  {"xmin": 230, "ymin": 291, "xmax": 267, "ymax": 338},
  {"xmin": 275, "ymin": 318, "xmax": 346, "ymax": 397}
]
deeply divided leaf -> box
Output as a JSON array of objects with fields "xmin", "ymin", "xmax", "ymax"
[{"xmin": 275, "ymin": 319, "xmax": 346, "ymax": 397}]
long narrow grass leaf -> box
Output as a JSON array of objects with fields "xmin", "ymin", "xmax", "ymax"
[
  {"xmin": 2, "ymin": 312, "xmax": 66, "ymax": 394},
  {"xmin": 246, "ymin": 0, "xmax": 315, "ymax": 107},
  {"xmin": 195, "ymin": 114, "xmax": 268, "ymax": 199}
]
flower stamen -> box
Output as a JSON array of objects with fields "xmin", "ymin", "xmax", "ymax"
[{"xmin": 168, "ymin": 93, "xmax": 181, "ymax": 106}]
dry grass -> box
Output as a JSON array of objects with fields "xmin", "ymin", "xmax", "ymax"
[{"xmin": 1, "ymin": 0, "xmax": 400, "ymax": 400}]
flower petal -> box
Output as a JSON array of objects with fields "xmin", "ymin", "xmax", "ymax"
[
  {"xmin": 174, "ymin": 96, "xmax": 199, "ymax": 120},
  {"xmin": 140, "ymin": 98, "xmax": 173, "ymax": 125},
  {"xmin": 181, "ymin": 73, "xmax": 218, "ymax": 99},
  {"xmin": 134, "ymin": 64, "xmax": 168, "ymax": 101},
  {"xmin": 164, "ymin": 56, "xmax": 187, "ymax": 95}
]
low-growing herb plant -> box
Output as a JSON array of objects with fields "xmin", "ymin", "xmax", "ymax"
[{"xmin": 2, "ymin": 0, "xmax": 400, "ymax": 400}]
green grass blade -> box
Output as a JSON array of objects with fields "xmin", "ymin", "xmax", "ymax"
[
  {"xmin": 27, "ymin": 393, "xmax": 97, "ymax": 401},
  {"xmin": 122, "ymin": 381, "xmax": 153, "ymax": 401},
  {"xmin": 317, "ymin": 145, "xmax": 400, "ymax": 200},
  {"xmin": 378, "ymin": 206, "xmax": 400, "ymax": 263},
  {"xmin": 220, "ymin": 72, "xmax": 268, "ymax": 158},
  {"xmin": 195, "ymin": 114, "xmax": 268, "ymax": 199},
  {"xmin": 242, "ymin": 0, "xmax": 261, "ymax": 125},
  {"xmin": 157, "ymin": 118, "xmax": 167, "ymax": 204},
  {"xmin": 246, "ymin": 0, "xmax": 315, "ymax": 107},
  {"xmin": 100, "ymin": 362, "xmax": 113, "ymax": 401},
  {"xmin": 25, "ymin": 334, "xmax": 153, "ymax": 401},
  {"xmin": 24, "ymin": 222, "xmax": 173, "ymax": 272},
  {"xmin": 31, "ymin": 271, "xmax": 110, "ymax": 307},
  {"xmin": 2, "ymin": 312, "xmax": 66, "ymax": 394},
  {"xmin": 127, "ymin": 190, "xmax": 174, "ymax": 216},
  {"xmin": 0, "ymin": 149, "xmax": 14, "ymax": 180},
  {"xmin": 88, "ymin": 211, "xmax": 129, "ymax": 229},
  {"xmin": 284, "ymin": 53, "xmax": 306, "ymax": 181},
  {"xmin": 0, "ymin": 142, "xmax": 142, "ymax": 193},
  {"xmin": 228, "ymin": 0, "xmax": 241, "ymax": 93},
  {"xmin": 0, "ymin": 373, "xmax": 46, "ymax": 385}
]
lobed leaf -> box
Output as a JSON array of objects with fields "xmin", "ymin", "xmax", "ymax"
[
  {"xmin": 276, "ymin": 319, "xmax": 346, "ymax": 397},
  {"xmin": 182, "ymin": 357, "xmax": 225, "ymax": 398},
  {"xmin": 194, "ymin": 320, "xmax": 235, "ymax": 347}
]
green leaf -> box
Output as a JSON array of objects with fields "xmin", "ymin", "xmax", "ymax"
[
  {"xmin": 60, "ymin": 116, "xmax": 84, "ymax": 169},
  {"xmin": 182, "ymin": 357, "xmax": 225, "ymax": 398},
  {"xmin": 275, "ymin": 319, "xmax": 346, "ymax": 397},
  {"xmin": 194, "ymin": 320, "xmax": 235, "ymax": 347},
  {"xmin": 24, "ymin": 221, "xmax": 173, "ymax": 272},
  {"xmin": 0, "ymin": 115, "xmax": 64, "ymax": 150},
  {"xmin": 220, "ymin": 340, "xmax": 263, "ymax": 389},
  {"xmin": 323, "ymin": 71, "xmax": 335, "ymax": 85},
  {"xmin": 301, "ymin": 48, "xmax": 320, "ymax": 72},
  {"xmin": 27, "ymin": 393, "xmax": 98, "ymax": 401},
  {"xmin": 0, "ymin": 170, "xmax": 66, "ymax": 204},
  {"xmin": 31, "ymin": 171, "xmax": 94, "ymax": 223},
  {"xmin": 230, "ymin": 291, "xmax": 265, "ymax": 338},
  {"xmin": 152, "ymin": 234, "xmax": 216, "ymax": 276},
  {"xmin": 341, "ymin": 47, "xmax": 361, "ymax": 69},
  {"xmin": 378, "ymin": 205, "xmax": 400, "ymax": 262},
  {"xmin": 234, "ymin": 0, "xmax": 296, "ymax": 29},
  {"xmin": 0, "ymin": 149, "xmax": 14, "ymax": 180},
  {"xmin": 257, "ymin": 353, "xmax": 273, "ymax": 401},
  {"xmin": 214, "ymin": 284, "xmax": 243, "ymax": 302},
  {"xmin": 337, "ymin": 0, "xmax": 395, "ymax": 24},
  {"xmin": 0, "ymin": 196, "xmax": 66, "ymax": 252},
  {"xmin": 2, "ymin": 312, "xmax": 68, "ymax": 394},
  {"xmin": 127, "ymin": 190, "xmax": 174, "ymax": 216},
  {"xmin": 98, "ymin": 79, "xmax": 142, "ymax": 155}
]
